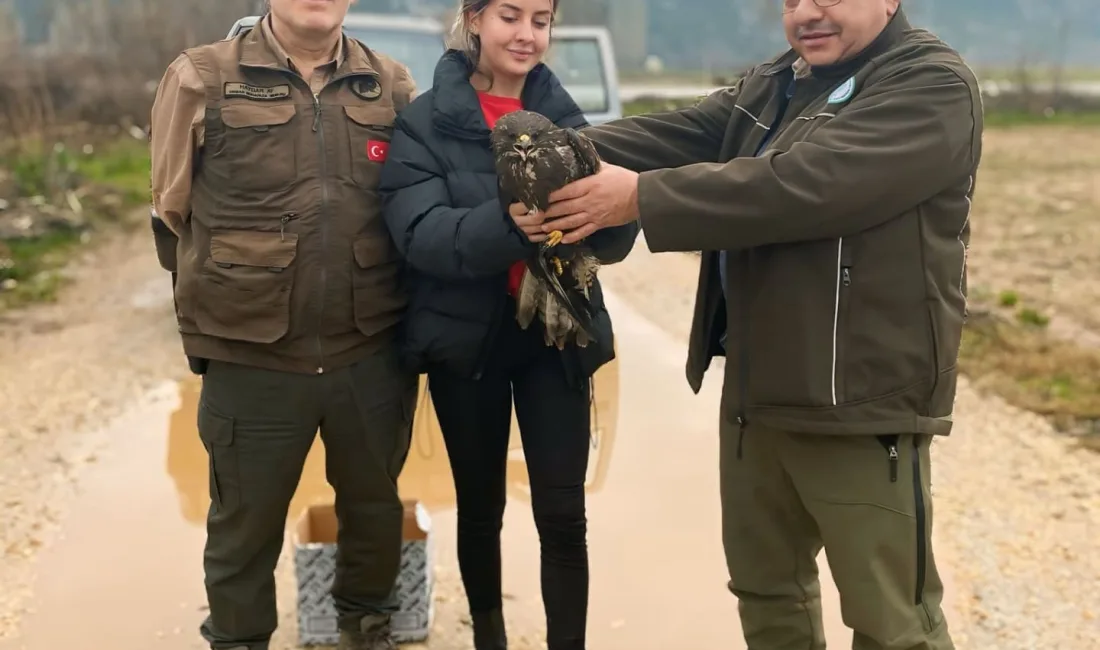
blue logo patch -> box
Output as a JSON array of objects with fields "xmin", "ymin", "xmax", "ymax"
[{"xmin": 827, "ymin": 77, "xmax": 856, "ymax": 104}]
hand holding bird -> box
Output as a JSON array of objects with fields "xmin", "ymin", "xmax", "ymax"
[
  {"xmin": 539, "ymin": 163, "xmax": 642, "ymax": 244},
  {"xmin": 508, "ymin": 201, "xmax": 548, "ymax": 242},
  {"xmin": 490, "ymin": 109, "xmax": 605, "ymax": 350}
]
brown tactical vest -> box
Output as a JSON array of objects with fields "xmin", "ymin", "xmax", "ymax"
[{"xmin": 173, "ymin": 26, "xmax": 414, "ymax": 375}]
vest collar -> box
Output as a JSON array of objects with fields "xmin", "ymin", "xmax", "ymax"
[{"xmin": 239, "ymin": 15, "xmax": 378, "ymax": 79}]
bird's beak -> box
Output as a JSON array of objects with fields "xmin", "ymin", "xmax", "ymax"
[{"xmin": 513, "ymin": 133, "xmax": 532, "ymax": 157}]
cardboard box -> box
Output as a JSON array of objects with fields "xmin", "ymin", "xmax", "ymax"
[{"xmin": 293, "ymin": 500, "xmax": 434, "ymax": 645}]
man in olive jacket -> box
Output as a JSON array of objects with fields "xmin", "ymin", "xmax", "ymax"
[
  {"xmin": 520, "ymin": 1, "xmax": 982, "ymax": 648},
  {"xmin": 149, "ymin": 1, "xmax": 417, "ymax": 648}
]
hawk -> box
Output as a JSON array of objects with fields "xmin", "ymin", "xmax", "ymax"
[{"xmin": 490, "ymin": 109, "xmax": 602, "ymax": 350}]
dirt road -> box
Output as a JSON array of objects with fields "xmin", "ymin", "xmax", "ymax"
[{"xmin": 1, "ymin": 227, "xmax": 1099, "ymax": 649}]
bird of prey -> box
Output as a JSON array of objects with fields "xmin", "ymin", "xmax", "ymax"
[{"xmin": 490, "ymin": 109, "xmax": 602, "ymax": 350}]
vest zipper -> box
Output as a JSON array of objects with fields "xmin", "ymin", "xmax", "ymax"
[
  {"xmin": 280, "ymin": 212, "xmax": 298, "ymax": 241},
  {"xmin": 312, "ymin": 91, "xmax": 328, "ymax": 374}
]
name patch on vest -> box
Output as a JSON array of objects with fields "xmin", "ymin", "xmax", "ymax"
[{"xmin": 223, "ymin": 82, "xmax": 291, "ymax": 101}]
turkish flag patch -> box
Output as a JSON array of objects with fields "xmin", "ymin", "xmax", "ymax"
[{"xmin": 367, "ymin": 140, "xmax": 389, "ymax": 162}]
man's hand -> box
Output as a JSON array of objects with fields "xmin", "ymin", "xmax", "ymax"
[
  {"xmin": 539, "ymin": 164, "xmax": 641, "ymax": 244},
  {"xmin": 508, "ymin": 202, "xmax": 547, "ymax": 242}
]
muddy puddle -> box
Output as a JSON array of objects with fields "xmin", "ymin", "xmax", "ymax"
[
  {"xmin": 163, "ymin": 363, "xmax": 620, "ymax": 528},
  {"xmin": 4, "ymin": 292, "xmax": 869, "ymax": 650}
]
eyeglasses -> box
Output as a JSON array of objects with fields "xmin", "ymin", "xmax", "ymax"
[{"xmin": 783, "ymin": 0, "xmax": 842, "ymax": 12}]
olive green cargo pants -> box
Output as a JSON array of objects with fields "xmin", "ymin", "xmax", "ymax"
[
  {"xmin": 720, "ymin": 419, "xmax": 954, "ymax": 650},
  {"xmin": 195, "ymin": 348, "xmax": 418, "ymax": 650}
]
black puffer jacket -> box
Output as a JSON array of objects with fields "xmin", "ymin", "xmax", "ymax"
[{"xmin": 378, "ymin": 50, "xmax": 639, "ymax": 382}]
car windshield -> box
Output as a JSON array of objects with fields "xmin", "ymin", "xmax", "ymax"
[
  {"xmin": 342, "ymin": 26, "xmax": 445, "ymax": 94},
  {"xmin": 545, "ymin": 36, "xmax": 608, "ymax": 114}
]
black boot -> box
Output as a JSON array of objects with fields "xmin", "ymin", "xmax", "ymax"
[{"xmin": 471, "ymin": 609, "xmax": 508, "ymax": 650}]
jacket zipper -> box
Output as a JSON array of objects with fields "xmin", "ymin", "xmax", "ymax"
[
  {"xmin": 736, "ymin": 251, "xmax": 751, "ymax": 458},
  {"xmin": 876, "ymin": 434, "xmax": 899, "ymax": 483},
  {"xmin": 830, "ymin": 237, "xmax": 846, "ymax": 405},
  {"xmin": 912, "ymin": 436, "xmax": 928, "ymax": 605},
  {"xmin": 472, "ymin": 278, "xmax": 508, "ymax": 380}
]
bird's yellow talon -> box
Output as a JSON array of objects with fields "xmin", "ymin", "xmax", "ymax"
[
  {"xmin": 551, "ymin": 257, "xmax": 563, "ymax": 275},
  {"xmin": 546, "ymin": 230, "xmax": 563, "ymax": 247}
]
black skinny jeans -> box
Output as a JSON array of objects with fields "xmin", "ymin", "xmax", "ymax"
[{"xmin": 427, "ymin": 306, "xmax": 592, "ymax": 650}]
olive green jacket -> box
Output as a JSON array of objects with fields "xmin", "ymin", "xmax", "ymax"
[{"xmin": 586, "ymin": 10, "xmax": 983, "ymax": 436}]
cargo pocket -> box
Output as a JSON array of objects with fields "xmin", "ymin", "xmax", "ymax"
[
  {"xmin": 344, "ymin": 104, "xmax": 396, "ymax": 189},
  {"xmin": 351, "ymin": 234, "xmax": 407, "ymax": 337},
  {"xmin": 198, "ymin": 401, "xmax": 239, "ymax": 513},
  {"xmin": 216, "ymin": 103, "xmax": 298, "ymax": 191},
  {"xmin": 195, "ymin": 229, "xmax": 299, "ymax": 343}
]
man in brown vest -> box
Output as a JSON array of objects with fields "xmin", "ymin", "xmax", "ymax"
[{"xmin": 149, "ymin": 1, "xmax": 418, "ymax": 649}]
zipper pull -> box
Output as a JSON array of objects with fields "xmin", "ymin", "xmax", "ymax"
[
  {"xmin": 888, "ymin": 443, "xmax": 898, "ymax": 482},
  {"xmin": 842, "ymin": 267, "xmax": 851, "ymax": 287},
  {"xmin": 280, "ymin": 212, "xmax": 296, "ymax": 241},
  {"xmin": 736, "ymin": 415, "xmax": 746, "ymax": 460},
  {"xmin": 312, "ymin": 93, "xmax": 321, "ymax": 132}
]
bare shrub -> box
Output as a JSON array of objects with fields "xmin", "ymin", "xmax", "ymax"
[{"xmin": 0, "ymin": 0, "xmax": 257, "ymax": 138}]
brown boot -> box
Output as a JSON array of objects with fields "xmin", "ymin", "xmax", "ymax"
[{"xmin": 337, "ymin": 613, "xmax": 396, "ymax": 650}]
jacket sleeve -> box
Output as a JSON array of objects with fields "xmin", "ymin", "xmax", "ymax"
[
  {"xmin": 378, "ymin": 119, "xmax": 530, "ymax": 280},
  {"xmin": 636, "ymin": 64, "xmax": 981, "ymax": 252},
  {"xmin": 581, "ymin": 79, "xmax": 743, "ymax": 172},
  {"xmin": 557, "ymin": 112, "xmax": 641, "ymax": 264},
  {"xmin": 586, "ymin": 222, "xmax": 640, "ymax": 264}
]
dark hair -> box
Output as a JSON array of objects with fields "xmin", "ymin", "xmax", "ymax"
[{"xmin": 450, "ymin": 0, "xmax": 559, "ymax": 72}]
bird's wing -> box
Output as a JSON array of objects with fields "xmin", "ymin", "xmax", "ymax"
[
  {"xmin": 562, "ymin": 127, "xmax": 602, "ymax": 179},
  {"xmin": 515, "ymin": 264, "xmax": 541, "ymax": 330}
]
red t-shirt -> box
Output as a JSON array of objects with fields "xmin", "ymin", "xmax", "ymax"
[{"xmin": 477, "ymin": 91, "xmax": 527, "ymax": 297}]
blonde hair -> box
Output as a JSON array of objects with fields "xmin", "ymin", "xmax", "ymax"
[{"xmin": 449, "ymin": 0, "xmax": 559, "ymax": 72}]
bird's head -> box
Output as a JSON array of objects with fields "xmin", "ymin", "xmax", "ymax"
[
  {"xmin": 490, "ymin": 109, "xmax": 556, "ymax": 161},
  {"xmin": 514, "ymin": 132, "xmax": 535, "ymax": 159}
]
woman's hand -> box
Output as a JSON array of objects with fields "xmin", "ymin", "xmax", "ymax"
[{"xmin": 508, "ymin": 202, "xmax": 547, "ymax": 243}]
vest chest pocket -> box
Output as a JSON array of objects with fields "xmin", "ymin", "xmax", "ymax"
[
  {"xmin": 344, "ymin": 105, "xmax": 396, "ymax": 189},
  {"xmin": 213, "ymin": 103, "xmax": 298, "ymax": 191},
  {"xmin": 196, "ymin": 229, "xmax": 299, "ymax": 344}
]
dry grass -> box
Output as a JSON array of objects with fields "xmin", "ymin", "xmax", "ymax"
[
  {"xmin": 967, "ymin": 126, "xmax": 1100, "ymax": 332},
  {"xmin": 960, "ymin": 125, "xmax": 1100, "ymax": 443}
]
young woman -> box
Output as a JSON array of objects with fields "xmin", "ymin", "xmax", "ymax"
[{"xmin": 377, "ymin": 1, "xmax": 638, "ymax": 648}]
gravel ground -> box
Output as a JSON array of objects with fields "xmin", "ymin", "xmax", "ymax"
[
  {"xmin": 0, "ymin": 227, "xmax": 191, "ymax": 640},
  {"xmin": 597, "ymin": 234, "xmax": 1100, "ymax": 650},
  {"xmin": 2, "ymin": 226, "xmax": 1099, "ymax": 648}
]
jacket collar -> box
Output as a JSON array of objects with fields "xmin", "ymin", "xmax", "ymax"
[
  {"xmin": 763, "ymin": 6, "xmax": 911, "ymax": 79},
  {"xmin": 429, "ymin": 49, "xmax": 586, "ymax": 140},
  {"xmin": 239, "ymin": 14, "xmax": 378, "ymax": 79}
]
